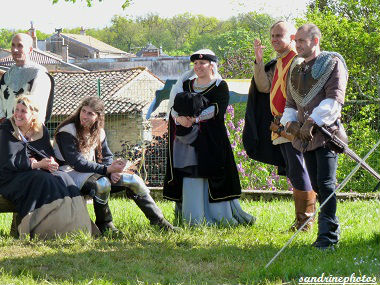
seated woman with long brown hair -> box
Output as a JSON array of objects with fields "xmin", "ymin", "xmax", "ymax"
[
  {"xmin": 0, "ymin": 96, "xmax": 92, "ymax": 238},
  {"xmin": 53, "ymin": 96, "xmax": 176, "ymax": 235}
]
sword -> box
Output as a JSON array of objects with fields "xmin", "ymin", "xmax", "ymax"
[
  {"xmin": 265, "ymin": 139, "xmax": 380, "ymax": 269},
  {"xmin": 317, "ymin": 125, "xmax": 380, "ymax": 182}
]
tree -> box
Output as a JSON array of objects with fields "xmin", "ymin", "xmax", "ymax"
[
  {"xmin": 0, "ymin": 29, "xmax": 15, "ymax": 49},
  {"xmin": 303, "ymin": 1, "xmax": 380, "ymax": 100},
  {"xmin": 0, "ymin": 29, "xmax": 51, "ymax": 49},
  {"xmin": 230, "ymin": 12, "xmax": 274, "ymax": 41},
  {"xmin": 166, "ymin": 13, "xmax": 194, "ymax": 49},
  {"xmin": 211, "ymin": 13, "xmax": 276, "ymax": 78},
  {"xmin": 107, "ymin": 16, "xmax": 144, "ymax": 52},
  {"xmin": 52, "ymin": 0, "xmax": 132, "ymax": 9},
  {"xmin": 137, "ymin": 14, "xmax": 174, "ymax": 52},
  {"xmin": 308, "ymin": 0, "xmax": 379, "ymax": 27}
]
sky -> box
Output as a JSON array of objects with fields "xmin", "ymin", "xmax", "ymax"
[{"xmin": 2, "ymin": 0, "xmax": 309, "ymax": 34}]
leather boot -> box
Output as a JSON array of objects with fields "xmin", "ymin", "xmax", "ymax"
[
  {"xmin": 290, "ymin": 189, "xmax": 316, "ymax": 231},
  {"xmin": 10, "ymin": 213, "xmax": 22, "ymax": 238},
  {"xmin": 93, "ymin": 200, "xmax": 120, "ymax": 236},
  {"xmin": 128, "ymin": 190, "xmax": 179, "ymax": 231}
]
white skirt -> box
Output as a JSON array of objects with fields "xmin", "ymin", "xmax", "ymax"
[{"xmin": 181, "ymin": 177, "xmax": 255, "ymax": 226}]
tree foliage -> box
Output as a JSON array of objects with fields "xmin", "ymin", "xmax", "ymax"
[
  {"xmin": 0, "ymin": 29, "xmax": 14, "ymax": 49},
  {"xmin": 52, "ymin": 0, "xmax": 133, "ymax": 9},
  {"xmin": 0, "ymin": 29, "xmax": 51, "ymax": 49},
  {"xmin": 305, "ymin": 0, "xmax": 380, "ymax": 192}
]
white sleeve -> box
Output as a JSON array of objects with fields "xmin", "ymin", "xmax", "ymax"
[
  {"xmin": 280, "ymin": 107, "xmax": 298, "ymax": 126},
  {"xmin": 0, "ymin": 96, "xmax": 5, "ymax": 118},
  {"xmin": 309, "ymin": 98, "xmax": 342, "ymax": 126},
  {"xmin": 198, "ymin": 105, "xmax": 216, "ymax": 121},
  {"xmin": 170, "ymin": 109, "xmax": 181, "ymax": 125},
  {"xmin": 28, "ymin": 71, "xmax": 51, "ymax": 123}
]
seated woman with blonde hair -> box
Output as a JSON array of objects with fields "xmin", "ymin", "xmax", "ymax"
[{"xmin": 0, "ymin": 96, "xmax": 92, "ymax": 239}]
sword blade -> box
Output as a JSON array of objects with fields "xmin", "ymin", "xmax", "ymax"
[
  {"xmin": 344, "ymin": 147, "xmax": 380, "ymax": 181},
  {"xmin": 265, "ymin": 139, "xmax": 380, "ymax": 269}
]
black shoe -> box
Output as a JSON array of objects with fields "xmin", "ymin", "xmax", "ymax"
[
  {"xmin": 312, "ymin": 239, "xmax": 336, "ymax": 251},
  {"xmin": 97, "ymin": 222, "xmax": 123, "ymax": 237}
]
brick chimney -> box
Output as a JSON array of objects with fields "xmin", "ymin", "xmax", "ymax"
[
  {"xmin": 28, "ymin": 21, "xmax": 37, "ymax": 48},
  {"xmin": 80, "ymin": 26, "xmax": 86, "ymax": 35},
  {"xmin": 62, "ymin": 44, "xmax": 69, "ymax": 62}
]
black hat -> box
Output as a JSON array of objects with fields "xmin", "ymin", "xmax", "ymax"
[{"xmin": 190, "ymin": 49, "xmax": 218, "ymax": 62}]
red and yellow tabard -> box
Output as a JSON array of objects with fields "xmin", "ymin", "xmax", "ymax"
[
  {"xmin": 270, "ymin": 49, "xmax": 297, "ymax": 140},
  {"xmin": 270, "ymin": 49, "xmax": 297, "ymax": 116}
]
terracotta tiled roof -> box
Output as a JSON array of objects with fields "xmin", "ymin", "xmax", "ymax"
[
  {"xmin": 51, "ymin": 67, "xmax": 158, "ymax": 116},
  {"xmin": 0, "ymin": 49, "xmax": 87, "ymax": 71},
  {"xmin": 61, "ymin": 33, "xmax": 133, "ymax": 56}
]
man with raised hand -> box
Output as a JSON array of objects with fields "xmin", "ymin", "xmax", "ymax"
[
  {"xmin": 281, "ymin": 23, "xmax": 348, "ymax": 249},
  {"xmin": 244, "ymin": 21, "xmax": 315, "ymax": 231},
  {"xmin": 0, "ymin": 33, "xmax": 53, "ymax": 124}
]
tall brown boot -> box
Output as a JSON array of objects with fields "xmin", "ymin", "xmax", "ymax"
[{"xmin": 291, "ymin": 189, "xmax": 316, "ymax": 231}]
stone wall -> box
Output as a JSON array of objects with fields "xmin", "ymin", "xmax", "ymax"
[
  {"xmin": 48, "ymin": 113, "xmax": 145, "ymax": 155},
  {"xmin": 105, "ymin": 114, "xmax": 144, "ymax": 154}
]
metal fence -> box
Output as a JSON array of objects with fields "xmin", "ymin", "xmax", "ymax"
[{"xmin": 46, "ymin": 76, "xmax": 169, "ymax": 187}]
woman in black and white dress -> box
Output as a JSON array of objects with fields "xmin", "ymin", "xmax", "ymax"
[{"xmin": 163, "ymin": 49, "xmax": 255, "ymax": 226}]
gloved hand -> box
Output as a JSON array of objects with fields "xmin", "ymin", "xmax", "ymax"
[
  {"xmin": 299, "ymin": 118, "xmax": 315, "ymax": 142},
  {"xmin": 286, "ymin": 121, "xmax": 301, "ymax": 138},
  {"xmin": 269, "ymin": 121, "xmax": 280, "ymax": 132}
]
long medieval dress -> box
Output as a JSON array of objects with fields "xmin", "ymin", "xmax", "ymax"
[
  {"xmin": 0, "ymin": 118, "xmax": 92, "ymax": 238},
  {"xmin": 163, "ymin": 79, "xmax": 254, "ymax": 225}
]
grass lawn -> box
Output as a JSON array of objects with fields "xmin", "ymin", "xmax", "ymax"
[{"xmin": 0, "ymin": 198, "xmax": 379, "ymax": 285}]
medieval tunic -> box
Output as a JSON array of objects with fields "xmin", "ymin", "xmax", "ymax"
[
  {"xmin": 283, "ymin": 53, "xmax": 348, "ymax": 152},
  {"xmin": 0, "ymin": 119, "xmax": 92, "ymax": 238},
  {"xmin": 281, "ymin": 52, "xmax": 348, "ymax": 247},
  {"xmin": 53, "ymin": 123, "xmax": 112, "ymax": 189},
  {"xmin": 0, "ymin": 62, "xmax": 52, "ymax": 123},
  {"xmin": 163, "ymin": 79, "xmax": 253, "ymax": 225}
]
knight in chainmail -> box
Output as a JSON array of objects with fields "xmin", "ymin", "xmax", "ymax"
[
  {"xmin": 281, "ymin": 24, "xmax": 349, "ymax": 250},
  {"xmin": 0, "ymin": 33, "xmax": 53, "ymax": 124}
]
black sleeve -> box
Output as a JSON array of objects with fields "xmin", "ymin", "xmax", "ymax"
[
  {"xmin": 55, "ymin": 131, "xmax": 108, "ymax": 175},
  {"xmin": 0, "ymin": 122, "xmax": 31, "ymax": 179},
  {"xmin": 100, "ymin": 136, "xmax": 113, "ymax": 166},
  {"xmin": 214, "ymin": 80, "xmax": 230, "ymax": 121},
  {"xmin": 40, "ymin": 126, "xmax": 55, "ymax": 157}
]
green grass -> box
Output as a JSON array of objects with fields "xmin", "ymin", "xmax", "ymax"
[{"xmin": 0, "ymin": 198, "xmax": 379, "ymax": 285}]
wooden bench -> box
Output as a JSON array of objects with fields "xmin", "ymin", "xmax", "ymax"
[{"xmin": 0, "ymin": 195, "xmax": 20, "ymax": 237}]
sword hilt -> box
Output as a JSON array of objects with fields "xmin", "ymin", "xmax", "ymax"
[
  {"xmin": 318, "ymin": 125, "xmax": 380, "ymax": 182},
  {"xmin": 317, "ymin": 125, "xmax": 346, "ymax": 153}
]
